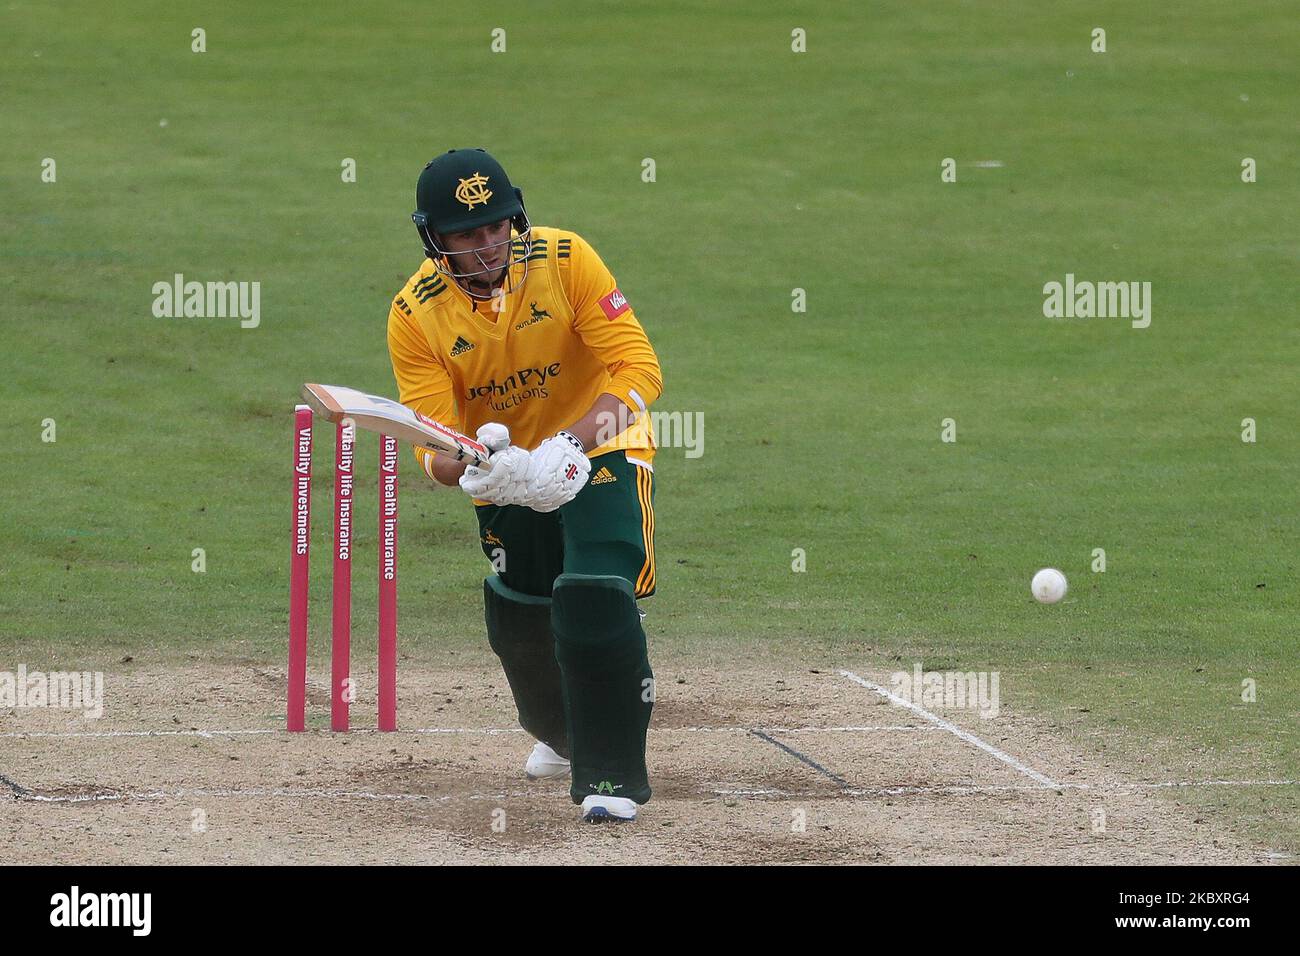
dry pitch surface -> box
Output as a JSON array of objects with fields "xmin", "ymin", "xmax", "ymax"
[{"xmin": 0, "ymin": 658, "xmax": 1280, "ymax": 865}]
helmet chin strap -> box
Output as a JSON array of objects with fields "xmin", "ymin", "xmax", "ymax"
[
  {"xmin": 461, "ymin": 264, "xmax": 506, "ymax": 296},
  {"xmin": 462, "ymin": 247, "xmax": 503, "ymax": 286},
  {"xmin": 447, "ymin": 248, "xmax": 506, "ymax": 300}
]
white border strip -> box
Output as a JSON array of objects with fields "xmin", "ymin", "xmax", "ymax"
[{"xmin": 839, "ymin": 669, "xmax": 1060, "ymax": 788}]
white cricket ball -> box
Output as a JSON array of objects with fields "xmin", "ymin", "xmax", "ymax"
[{"xmin": 1031, "ymin": 568, "xmax": 1068, "ymax": 604}]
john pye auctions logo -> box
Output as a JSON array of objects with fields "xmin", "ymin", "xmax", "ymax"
[{"xmin": 465, "ymin": 363, "xmax": 561, "ymax": 401}]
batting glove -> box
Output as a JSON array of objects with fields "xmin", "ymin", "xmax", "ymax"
[
  {"xmin": 459, "ymin": 423, "xmax": 533, "ymax": 505},
  {"xmin": 524, "ymin": 432, "xmax": 591, "ymax": 513}
]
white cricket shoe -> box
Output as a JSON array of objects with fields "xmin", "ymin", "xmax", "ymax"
[
  {"xmin": 580, "ymin": 795, "xmax": 638, "ymax": 823},
  {"xmin": 524, "ymin": 741, "xmax": 570, "ymax": 780}
]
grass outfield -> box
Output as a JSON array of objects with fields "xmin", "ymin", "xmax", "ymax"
[{"xmin": 3, "ymin": 3, "xmax": 1296, "ymax": 854}]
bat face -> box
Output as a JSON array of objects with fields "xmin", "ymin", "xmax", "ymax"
[{"xmin": 301, "ymin": 383, "xmax": 490, "ymax": 466}]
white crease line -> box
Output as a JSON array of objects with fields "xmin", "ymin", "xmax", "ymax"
[
  {"xmin": 16, "ymin": 786, "xmax": 540, "ymax": 805},
  {"xmin": 0, "ymin": 729, "xmax": 280, "ymax": 740},
  {"xmin": 715, "ymin": 783, "xmax": 1057, "ymax": 798},
  {"xmin": 838, "ymin": 669, "xmax": 1061, "ymax": 788},
  {"xmin": 0, "ymin": 724, "xmax": 936, "ymax": 740},
  {"xmin": 716, "ymin": 778, "xmax": 1300, "ymax": 799},
  {"xmin": 17, "ymin": 778, "xmax": 1296, "ymax": 807},
  {"xmin": 1140, "ymin": 778, "xmax": 1299, "ymax": 790},
  {"xmin": 745, "ymin": 726, "xmax": 937, "ymax": 733},
  {"xmin": 653, "ymin": 725, "xmax": 936, "ymax": 733}
]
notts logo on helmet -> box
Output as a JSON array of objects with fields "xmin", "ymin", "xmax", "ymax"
[
  {"xmin": 599, "ymin": 288, "xmax": 630, "ymax": 320},
  {"xmin": 455, "ymin": 172, "xmax": 492, "ymax": 209}
]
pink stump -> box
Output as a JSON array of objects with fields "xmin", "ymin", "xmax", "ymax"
[
  {"xmin": 331, "ymin": 420, "xmax": 355, "ymax": 732},
  {"xmin": 287, "ymin": 406, "xmax": 313, "ymax": 731},
  {"xmin": 378, "ymin": 435, "xmax": 399, "ymax": 731}
]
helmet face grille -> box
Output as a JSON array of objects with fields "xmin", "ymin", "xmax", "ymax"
[{"xmin": 417, "ymin": 213, "xmax": 533, "ymax": 302}]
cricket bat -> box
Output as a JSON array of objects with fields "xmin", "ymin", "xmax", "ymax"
[{"xmin": 301, "ymin": 383, "xmax": 492, "ymax": 468}]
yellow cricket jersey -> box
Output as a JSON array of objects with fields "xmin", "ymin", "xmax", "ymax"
[{"xmin": 387, "ymin": 227, "xmax": 661, "ymax": 478}]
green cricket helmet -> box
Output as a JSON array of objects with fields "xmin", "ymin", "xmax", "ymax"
[{"xmin": 411, "ymin": 148, "xmax": 532, "ymax": 299}]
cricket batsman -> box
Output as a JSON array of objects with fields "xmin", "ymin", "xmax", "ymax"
[{"xmin": 387, "ymin": 148, "xmax": 661, "ymax": 823}]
